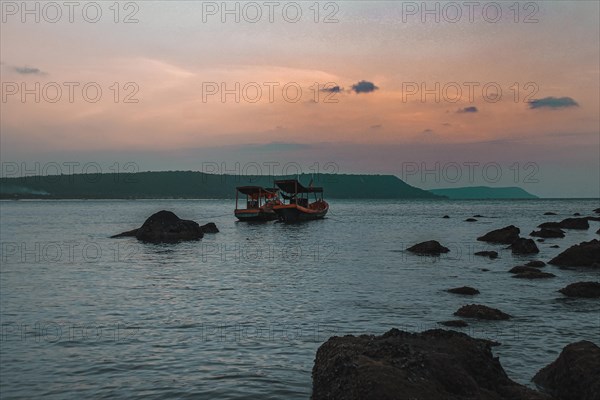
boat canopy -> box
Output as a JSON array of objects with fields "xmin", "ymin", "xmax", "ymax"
[
  {"xmin": 274, "ymin": 179, "xmax": 323, "ymax": 194},
  {"xmin": 236, "ymin": 186, "xmax": 278, "ymax": 196}
]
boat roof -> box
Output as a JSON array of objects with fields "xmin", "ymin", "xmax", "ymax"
[
  {"xmin": 274, "ymin": 179, "xmax": 323, "ymax": 194},
  {"xmin": 236, "ymin": 186, "xmax": 278, "ymax": 196}
]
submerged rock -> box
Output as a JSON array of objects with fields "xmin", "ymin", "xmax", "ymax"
[
  {"xmin": 508, "ymin": 265, "xmax": 539, "ymax": 274},
  {"xmin": 312, "ymin": 329, "xmax": 547, "ymax": 400},
  {"xmin": 407, "ymin": 240, "xmax": 450, "ymax": 255},
  {"xmin": 439, "ymin": 320, "xmax": 469, "ymax": 327},
  {"xmin": 446, "ymin": 286, "xmax": 480, "ymax": 295},
  {"xmin": 474, "ymin": 251, "xmax": 498, "ymax": 259},
  {"xmin": 533, "ymin": 341, "xmax": 600, "ymax": 400},
  {"xmin": 550, "ymin": 245, "xmax": 560, "ymax": 248},
  {"xmin": 559, "ymin": 282, "xmax": 600, "ymax": 298},
  {"xmin": 442, "ymin": 215, "xmax": 450, "ymax": 218},
  {"xmin": 454, "ymin": 304, "xmax": 511, "ymax": 320},
  {"xmin": 512, "ymin": 271, "xmax": 555, "ymax": 279},
  {"xmin": 573, "ymin": 212, "xmax": 581, "ymax": 216},
  {"xmin": 477, "ymin": 225, "xmax": 520, "ymax": 244},
  {"xmin": 473, "ymin": 214, "xmax": 485, "ymax": 218},
  {"xmin": 530, "ymin": 228, "xmax": 565, "ymax": 238},
  {"xmin": 510, "ymin": 238, "xmax": 539, "ymax": 254},
  {"xmin": 465, "ymin": 218, "xmax": 478, "ymax": 222},
  {"xmin": 544, "ymin": 212, "xmax": 557, "ymax": 215},
  {"xmin": 526, "ymin": 260, "xmax": 546, "ymax": 268},
  {"xmin": 111, "ymin": 210, "xmax": 208, "ymax": 243},
  {"xmin": 549, "ymin": 239, "xmax": 600, "ymax": 268}
]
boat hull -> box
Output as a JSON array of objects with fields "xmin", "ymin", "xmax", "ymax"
[
  {"xmin": 273, "ymin": 203, "xmax": 328, "ymax": 223},
  {"xmin": 235, "ymin": 209, "xmax": 279, "ymax": 222}
]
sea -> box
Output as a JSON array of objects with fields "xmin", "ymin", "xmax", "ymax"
[{"xmin": 1, "ymin": 199, "xmax": 599, "ymax": 399}]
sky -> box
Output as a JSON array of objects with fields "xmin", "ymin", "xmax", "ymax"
[{"xmin": 1, "ymin": 1, "xmax": 599, "ymax": 197}]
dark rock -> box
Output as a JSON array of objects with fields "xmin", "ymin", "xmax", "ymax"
[
  {"xmin": 312, "ymin": 329, "xmax": 548, "ymax": 400},
  {"xmin": 588, "ymin": 216, "xmax": 600, "ymax": 222},
  {"xmin": 111, "ymin": 210, "xmax": 204, "ymax": 243},
  {"xmin": 473, "ymin": 214, "xmax": 485, "ymax": 218},
  {"xmin": 477, "ymin": 225, "xmax": 520, "ymax": 244},
  {"xmin": 508, "ymin": 265, "xmax": 539, "ymax": 274},
  {"xmin": 510, "ymin": 238, "xmax": 539, "ymax": 254},
  {"xmin": 595, "ymin": 208, "xmax": 600, "ymax": 214},
  {"xmin": 512, "ymin": 271, "xmax": 555, "ymax": 279},
  {"xmin": 442, "ymin": 215, "xmax": 450, "ymax": 218},
  {"xmin": 110, "ymin": 228, "xmax": 138, "ymax": 238},
  {"xmin": 550, "ymin": 245, "xmax": 560, "ymax": 248},
  {"xmin": 439, "ymin": 320, "xmax": 468, "ymax": 327},
  {"xmin": 537, "ymin": 239, "xmax": 545, "ymax": 243},
  {"xmin": 559, "ymin": 282, "xmax": 600, "ymax": 298},
  {"xmin": 474, "ymin": 251, "xmax": 498, "ymax": 259},
  {"xmin": 447, "ymin": 286, "xmax": 480, "ymax": 295},
  {"xmin": 538, "ymin": 222, "xmax": 561, "ymax": 229},
  {"xmin": 407, "ymin": 240, "xmax": 450, "ymax": 255},
  {"xmin": 573, "ymin": 212, "xmax": 581, "ymax": 216},
  {"xmin": 200, "ymin": 222, "xmax": 219, "ymax": 233},
  {"xmin": 559, "ymin": 217, "xmax": 589, "ymax": 230},
  {"xmin": 465, "ymin": 218, "xmax": 478, "ymax": 222},
  {"xmin": 597, "ymin": 228, "xmax": 600, "ymax": 235},
  {"xmin": 454, "ymin": 304, "xmax": 511, "ymax": 320},
  {"xmin": 544, "ymin": 212, "xmax": 557, "ymax": 215},
  {"xmin": 533, "ymin": 341, "xmax": 600, "ymax": 400},
  {"xmin": 549, "ymin": 240, "xmax": 600, "ymax": 268},
  {"xmin": 526, "ymin": 260, "xmax": 546, "ymax": 268},
  {"xmin": 530, "ymin": 228, "xmax": 565, "ymax": 238},
  {"xmin": 480, "ymin": 268, "xmax": 490, "ymax": 272}
]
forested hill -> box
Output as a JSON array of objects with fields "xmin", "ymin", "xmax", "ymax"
[{"xmin": 0, "ymin": 171, "xmax": 441, "ymax": 199}]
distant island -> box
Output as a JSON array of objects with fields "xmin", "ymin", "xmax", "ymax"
[
  {"xmin": 0, "ymin": 171, "xmax": 440, "ymax": 199},
  {"xmin": 429, "ymin": 186, "xmax": 538, "ymax": 199}
]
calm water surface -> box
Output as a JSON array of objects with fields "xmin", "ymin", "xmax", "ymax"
[{"xmin": 1, "ymin": 199, "xmax": 599, "ymax": 399}]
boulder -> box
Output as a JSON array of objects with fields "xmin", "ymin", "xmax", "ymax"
[
  {"xmin": 200, "ymin": 222, "xmax": 219, "ymax": 233},
  {"xmin": 530, "ymin": 228, "xmax": 565, "ymax": 238},
  {"xmin": 111, "ymin": 210, "xmax": 205, "ymax": 243},
  {"xmin": 559, "ymin": 217, "xmax": 589, "ymax": 230},
  {"xmin": 477, "ymin": 225, "xmax": 520, "ymax": 244},
  {"xmin": 407, "ymin": 240, "xmax": 450, "ymax": 255},
  {"xmin": 512, "ymin": 271, "xmax": 555, "ymax": 279},
  {"xmin": 510, "ymin": 238, "xmax": 539, "ymax": 254},
  {"xmin": 533, "ymin": 341, "xmax": 600, "ymax": 400},
  {"xmin": 474, "ymin": 251, "xmax": 498, "ymax": 259},
  {"xmin": 447, "ymin": 286, "xmax": 480, "ymax": 295},
  {"xmin": 439, "ymin": 320, "xmax": 468, "ymax": 327},
  {"xmin": 526, "ymin": 260, "xmax": 546, "ymax": 268},
  {"xmin": 465, "ymin": 218, "xmax": 478, "ymax": 222},
  {"xmin": 538, "ymin": 222, "xmax": 561, "ymax": 229},
  {"xmin": 454, "ymin": 304, "xmax": 511, "ymax": 320},
  {"xmin": 312, "ymin": 329, "xmax": 548, "ymax": 400},
  {"xmin": 549, "ymin": 240, "xmax": 600, "ymax": 268},
  {"xmin": 559, "ymin": 282, "xmax": 600, "ymax": 298},
  {"xmin": 508, "ymin": 266, "xmax": 539, "ymax": 274}
]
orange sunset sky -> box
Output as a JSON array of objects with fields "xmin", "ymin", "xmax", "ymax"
[{"xmin": 1, "ymin": 1, "xmax": 599, "ymax": 197}]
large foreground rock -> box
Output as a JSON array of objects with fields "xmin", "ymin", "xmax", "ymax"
[
  {"xmin": 454, "ymin": 304, "xmax": 511, "ymax": 320},
  {"xmin": 549, "ymin": 239, "xmax": 600, "ymax": 268},
  {"xmin": 111, "ymin": 210, "xmax": 207, "ymax": 243},
  {"xmin": 407, "ymin": 240, "xmax": 449, "ymax": 255},
  {"xmin": 533, "ymin": 341, "xmax": 600, "ymax": 400},
  {"xmin": 559, "ymin": 282, "xmax": 600, "ymax": 298},
  {"xmin": 312, "ymin": 329, "xmax": 548, "ymax": 400},
  {"xmin": 510, "ymin": 238, "xmax": 539, "ymax": 254},
  {"xmin": 477, "ymin": 225, "xmax": 520, "ymax": 244}
]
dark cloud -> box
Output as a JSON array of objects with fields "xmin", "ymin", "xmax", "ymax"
[
  {"xmin": 14, "ymin": 66, "xmax": 44, "ymax": 75},
  {"xmin": 351, "ymin": 80, "xmax": 378, "ymax": 94},
  {"xmin": 528, "ymin": 96, "xmax": 579, "ymax": 109},
  {"xmin": 321, "ymin": 85, "xmax": 342, "ymax": 93},
  {"xmin": 370, "ymin": 124, "xmax": 382, "ymax": 129},
  {"xmin": 457, "ymin": 106, "xmax": 478, "ymax": 113}
]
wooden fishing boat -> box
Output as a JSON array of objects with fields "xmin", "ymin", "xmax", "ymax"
[
  {"xmin": 272, "ymin": 179, "xmax": 329, "ymax": 222},
  {"xmin": 234, "ymin": 186, "xmax": 281, "ymax": 221}
]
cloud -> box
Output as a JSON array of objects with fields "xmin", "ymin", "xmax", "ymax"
[
  {"xmin": 351, "ymin": 80, "xmax": 378, "ymax": 94},
  {"xmin": 14, "ymin": 66, "xmax": 44, "ymax": 75},
  {"xmin": 321, "ymin": 85, "xmax": 342, "ymax": 93},
  {"xmin": 422, "ymin": 129, "xmax": 434, "ymax": 134},
  {"xmin": 528, "ymin": 96, "xmax": 579, "ymax": 109},
  {"xmin": 457, "ymin": 106, "xmax": 478, "ymax": 113}
]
